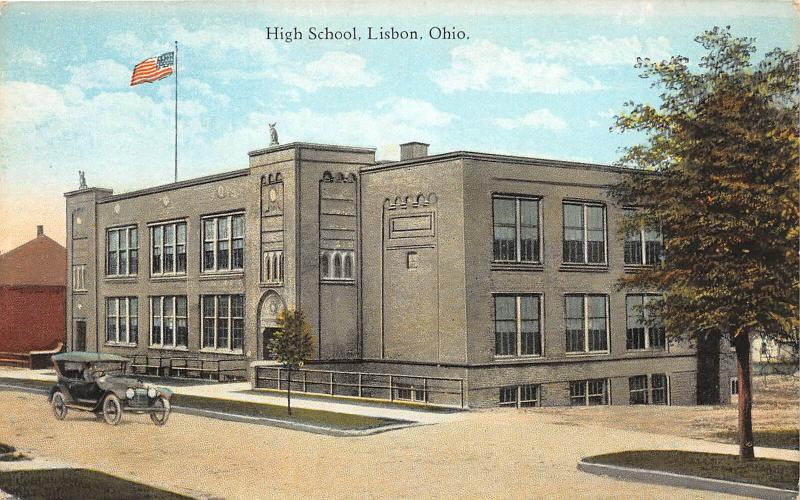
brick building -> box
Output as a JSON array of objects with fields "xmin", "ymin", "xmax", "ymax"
[
  {"xmin": 64, "ymin": 141, "xmax": 734, "ymax": 407},
  {"xmin": 0, "ymin": 226, "xmax": 67, "ymax": 356}
]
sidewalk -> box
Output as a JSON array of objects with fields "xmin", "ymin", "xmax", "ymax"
[{"xmin": 0, "ymin": 366, "xmax": 461, "ymax": 425}]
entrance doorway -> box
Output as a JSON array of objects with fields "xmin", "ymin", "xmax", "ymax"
[
  {"xmin": 75, "ymin": 320, "xmax": 86, "ymax": 351},
  {"xmin": 262, "ymin": 328, "xmax": 279, "ymax": 360}
]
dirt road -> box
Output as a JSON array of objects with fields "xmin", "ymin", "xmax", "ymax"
[{"xmin": 1, "ymin": 391, "xmax": 757, "ymax": 499}]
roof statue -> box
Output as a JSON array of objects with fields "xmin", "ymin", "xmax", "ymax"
[
  {"xmin": 78, "ymin": 170, "xmax": 87, "ymax": 189},
  {"xmin": 269, "ymin": 123, "xmax": 279, "ymax": 146}
]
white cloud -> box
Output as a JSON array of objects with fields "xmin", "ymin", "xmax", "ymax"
[
  {"xmin": 433, "ymin": 40, "xmax": 602, "ymax": 94},
  {"xmin": 208, "ymin": 98, "xmax": 456, "ymax": 161},
  {"xmin": 278, "ymin": 52, "xmax": 380, "ymax": 92},
  {"xmin": 525, "ymin": 36, "xmax": 673, "ymax": 66},
  {"xmin": 494, "ymin": 109, "xmax": 567, "ymax": 131},
  {"xmin": 67, "ymin": 59, "xmax": 132, "ymax": 90},
  {"xmin": 10, "ymin": 47, "xmax": 47, "ymax": 68},
  {"xmin": 181, "ymin": 77, "xmax": 231, "ymax": 107}
]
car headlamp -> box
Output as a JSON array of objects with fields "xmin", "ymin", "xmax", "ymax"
[
  {"xmin": 125, "ymin": 388, "xmax": 135, "ymax": 399},
  {"xmin": 147, "ymin": 387, "xmax": 157, "ymax": 398}
]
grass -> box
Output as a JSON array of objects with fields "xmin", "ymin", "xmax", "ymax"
[
  {"xmin": 0, "ymin": 469, "xmax": 190, "ymax": 500},
  {"xmin": 716, "ymin": 429, "xmax": 799, "ymax": 450},
  {"xmin": 0, "ymin": 377, "xmax": 52, "ymax": 391},
  {"xmin": 585, "ymin": 450, "xmax": 800, "ymax": 491},
  {"xmin": 171, "ymin": 393, "xmax": 404, "ymax": 431}
]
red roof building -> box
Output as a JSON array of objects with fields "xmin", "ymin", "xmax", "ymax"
[{"xmin": 0, "ymin": 226, "xmax": 66, "ymax": 355}]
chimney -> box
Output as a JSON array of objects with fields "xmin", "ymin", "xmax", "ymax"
[
  {"xmin": 400, "ymin": 142, "xmax": 429, "ymax": 161},
  {"xmin": 37, "ymin": 225, "xmax": 44, "ymax": 237}
]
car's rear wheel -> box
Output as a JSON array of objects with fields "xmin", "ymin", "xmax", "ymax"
[
  {"xmin": 51, "ymin": 391, "xmax": 67, "ymax": 420},
  {"xmin": 150, "ymin": 396, "xmax": 171, "ymax": 426},
  {"xmin": 102, "ymin": 394, "xmax": 122, "ymax": 425}
]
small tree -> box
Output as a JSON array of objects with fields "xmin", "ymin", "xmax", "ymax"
[
  {"xmin": 610, "ymin": 26, "xmax": 798, "ymax": 460},
  {"xmin": 267, "ymin": 307, "xmax": 314, "ymax": 415}
]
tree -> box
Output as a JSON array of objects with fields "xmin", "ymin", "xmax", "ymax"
[
  {"xmin": 610, "ymin": 26, "xmax": 798, "ymax": 460},
  {"xmin": 267, "ymin": 308, "xmax": 314, "ymax": 415}
]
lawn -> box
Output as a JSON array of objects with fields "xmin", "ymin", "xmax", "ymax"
[
  {"xmin": 585, "ymin": 450, "xmax": 800, "ymax": 491},
  {"xmin": 171, "ymin": 393, "xmax": 404, "ymax": 431},
  {"xmin": 0, "ymin": 469, "xmax": 190, "ymax": 500}
]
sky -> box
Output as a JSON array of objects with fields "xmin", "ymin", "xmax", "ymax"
[{"xmin": 0, "ymin": 0, "xmax": 797, "ymax": 252}]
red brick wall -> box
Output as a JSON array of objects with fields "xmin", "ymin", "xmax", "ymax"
[{"xmin": 0, "ymin": 286, "xmax": 65, "ymax": 353}]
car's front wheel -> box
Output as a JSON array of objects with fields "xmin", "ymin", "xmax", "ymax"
[
  {"xmin": 51, "ymin": 391, "xmax": 68, "ymax": 420},
  {"xmin": 102, "ymin": 394, "xmax": 122, "ymax": 426},
  {"xmin": 150, "ymin": 396, "xmax": 171, "ymax": 426}
]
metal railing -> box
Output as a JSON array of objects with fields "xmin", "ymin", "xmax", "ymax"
[
  {"xmin": 128, "ymin": 354, "xmax": 247, "ymax": 381},
  {"xmin": 254, "ymin": 366, "xmax": 465, "ymax": 408}
]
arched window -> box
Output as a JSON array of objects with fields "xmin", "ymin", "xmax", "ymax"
[
  {"xmin": 333, "ymin": 254, "xmax": 342, "ymax": 278},
  {"xmin": 270, "ymin": 253, "xmax": 277, "ymax": 281},
  {"xmin": 344, "ymin": 254, "xmax": 353, "ymax": 278},
  {"xmin": 320, "ymin": 252, "xmax": 329, "ymax": 277},
  {"xmin": 278, "ymin": 253, "xmax": 283, "ymax": 280}
]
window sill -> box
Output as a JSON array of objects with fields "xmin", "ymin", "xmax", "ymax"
[
  {"xmin": 148, "ymin": 345, "xmax": 189, "ymax": 351},
  {"xmin": 320, "ymin": 278, "xmax": 355, "ymax": 285},
  {"xmin": 564, "ymin": 351, "xmax": 610, "ymax": 357},
  {"xmin": 491, "ymin": 261, "xmax": 544, "ymax": 272},
  {"xmin": 623, "ymin": 264, "xmax": 657, "ymax": 274},
  {"xmin": 559, "ymin": 263, "xmax": 608, "ymax": 273},
  {"xmin": 625, "ymin": 348, "xmax": 669, "ymax": 355},
  {"xmin": 199, "ymin": 348, "xmax": 245, "ymax": 356},
  {"xmin": 492, "ymin": 355, "xmax": 544, "ymax": 362},
  {"xmin": 72, "ymin": 289, "xmax": 88, "ymax": 295},
  {"xmin": 150, "ymin": 274, "xmax": 188, "ymax": 282},
  {"xmin": 199, "ymin": 272, "xmax": 244, "ymax": 281},
  {"xmin": 259, "ymin": 281, "xmax": 284, "ymax": 288},
  {"xmin": 104, "ymin": 276, "xmax": 138, "ymax": 283},
  {"xmin": 104, "ymin": 342, "xmax": 137, "ymax": 348}
]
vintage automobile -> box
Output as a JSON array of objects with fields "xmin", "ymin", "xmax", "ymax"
[{"xmin": 49, "ymin": 352, "xmax": 173, "ymax": 426}]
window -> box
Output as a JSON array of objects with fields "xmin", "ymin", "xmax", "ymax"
[
  {"xmin": 563, "ymin": 203, "xmax": 606, "ymax": 264},
  {"xmin": 731, "ymin": 377, "xmax": 739, "ymax": 396},
  {"xmin": 72, "ymin": 265, "xmax": 86, "ymax": 291},
  {"xmin": 320, "ymin": 251, "xmax": 355, "ymax": 280},
  {"xmin": 201, "ymin": 295, "xmax": 244, "ymax": 351},
  {"xmin": 624, "ymin": 209, "xmax": 663, "ymax": 265},
  {"xmin": 499, "ymin": 384, "xmax": 540, "ymax": 408},
  {"xmin": 395, "ymin": 383, "xmax": 426, "ymax": 402},
  {"xmin": 626, "ymin": 294, "xmax": 666, "ymax": 350},
  {"xmin": 565, "ymin": 295, "xmax": 608, "ymax": 353},
  {"xmin": 150, "ymin": 296, "xmax": 188, "ymax": 348},
  {"xmin": 263, "ymin": 251, "xmax": 283, "ymax": 283},
  {"xmin": 629, "ymin": 374, "xmax": 669, "ymax": 405},
  {"xmin": 493, "ymin": 196, "xmax": 540, "ymax": 262},
  {"xmin": 494, "ymin": 294, "xmax": 542, "ymax": 356},
  {"xmin": 151, "ymin": 221, "xmax": 187, "ymax": 276},
  {"xmin": 570, "ymin": 379, "xmax": 609, "ymax": 406},
  {"xmin": 106, "ymin": 226, "xmax": 138, "ymax": 276},
  {"xmin": 202, "ymin": 213, "xmax": 244, "ymax": 272},
  {"xmin": 105, "ymin": 297, "xmax": 138, "ymax": 344}
]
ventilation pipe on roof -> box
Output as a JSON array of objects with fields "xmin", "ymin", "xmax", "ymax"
[
  {"xmin": 399, "ymin": 142, "xmax": 429, "ymax": 161},
  {"xmin": 37, "ymin": 225, "xmax": 44, "ymax": 237}
]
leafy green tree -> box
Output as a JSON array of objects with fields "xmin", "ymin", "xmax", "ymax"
[
  {"xmin": 268, "ymin": 307, "xmax": 314, "ymax": 415},
  {"xmin": 610, "ymin": 26, "xmax": 798, "ymax": 460}
]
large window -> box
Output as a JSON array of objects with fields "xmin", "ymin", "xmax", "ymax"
[
  {"xmin": 150, "ymin": 296, "xmax": 188, "ymax": 348},
  {"xmin": 105, "ymin": 297, "xmax": 138, "ymax": 344},
  {"xmin": 107, "ymin": 226, "xmax": 138, "ymax": 276},
  {"xmin": 499, "ymin": 384, "xmax": 540, "ymax": 408},
  {"xmin": 624, "ymin": 210, "xmax": 663, "ymax": 265},
  {"xmin": 202, "ymin": 213, "xmax": 244, "ymax": 272},
  {"xmin": 263, "ymin": 250, "xmax": 283, "ymax": 283},
  {"xmin": 570, "ymin": 379, "xmax": 609, "ymax": 406},
  {"xmin": 626, "ymin": 294, "xmax": 666, "ymax": 350},
  {"xmin": 320, "ymin": 251, "xmax": 355, "ymax": 280},
  {"xmin": 565, "ymin": 295, "xmax": 608, "ymax": 353},
  {"xmin": 151, "ymin": 221, "xmax": 187, "ymax": 276},
  {"xmin": 201, "ymin": 295, "xmax": 244, "ymax": 351},
  {"xmin": 629, "ymin": 374, "xmax": 669, "ymax": 405},
  {"xmin": 494, "ymin": 294, "xmax": 542, "ymax": 356},
  {"xmin": 492, "ymin": 196, "xmax": 540, "ymax": 262},
  {"xmin": 563, "ymin": 203, "xmax": 606, "ymax": 264}
]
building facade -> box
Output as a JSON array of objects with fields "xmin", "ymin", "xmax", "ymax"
[
  {"xmin": 65, "ymin": 141, "xmax": 735, "ymax": 408},
  {"xmin": 0, "ymin": 226, "xmax": 67, "ymax": 357}
]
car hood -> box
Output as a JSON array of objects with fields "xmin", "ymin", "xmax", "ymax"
[{"xmin": 96, "ymin": 376, "xmax": 172, "ymax": 397}]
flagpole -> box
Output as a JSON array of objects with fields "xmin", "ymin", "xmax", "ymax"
[{"xmin": 174, "ymin": 40, "xmax": 178, "ymax": 183}]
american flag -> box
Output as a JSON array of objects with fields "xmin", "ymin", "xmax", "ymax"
[{"xmin": 130, "ymin": 51, "xmax": 174, "ymax": 86}]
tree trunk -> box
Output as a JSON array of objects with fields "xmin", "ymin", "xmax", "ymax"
[
  {"xmin": 734, "ymin": 333, "xmax": 755, "ymax": 460},
  {"xmin": 286, "ymin": 365, "xmax": 292, "ymax": 416}
]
